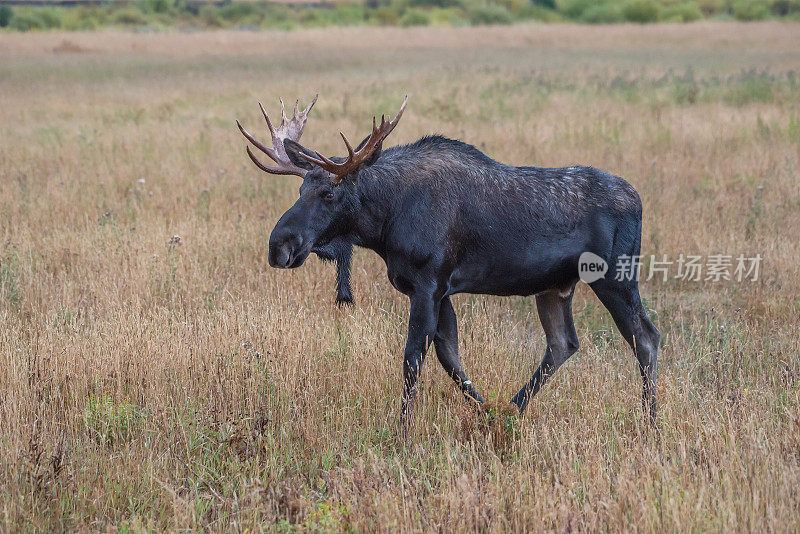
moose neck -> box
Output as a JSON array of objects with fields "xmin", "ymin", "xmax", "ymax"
[{"xmin": 349, "ymin": 157, "xmax": 405, "ymax": 254}]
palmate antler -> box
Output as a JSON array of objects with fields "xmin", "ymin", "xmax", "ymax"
[
  {"xmin": 299, "ymin": 95, "xmax": 408, "ymax": 184},
  {"xmin": 236, "ymin": 95, "xmax": 318, "ymax": 177}
]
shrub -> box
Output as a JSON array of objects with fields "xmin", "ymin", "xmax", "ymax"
[
  {"xmin": 695, "ymin": 0, "xmax": 724, "ymax": 15},
  {"xmin": 299, "ymin": 8, "xmax": 329, "ymax": 27},
  {"xmin": 324, "ymin": 4, "xmax": 367, "ymax": 26},
  {"xmin": 399, "ymin": 7, "xmax": 431, "ymax": 25},
  {"xmin": 771, "ymin": 0, "xmax": 800, "ymax": 16},
  {"xmin": 111, "ymin": 7, "xmax": 149, "ymax": 26},
  {"xmin": 136, "ymin": 0, "xmax": 175, "ymax": 15},
  {"xmin": 406, "ymin": 0, "xmax": 459, "ymax": 7},
  {"xmin": 199, "ymin": 5, "xmax": 224, "ymax": 27},
  {"xmin": 217, "ymin": 1, "xmax": 254, "ymax": 23},
  {"xmin": 62, "ymin": 14, "xmax": 98, "ymax": 31},
  {"xmin": 732, "ymin": 0, "xmax": 769, "ymax": 20},
  {"xmin": 581, "ymin": 3, "xmax": 624, "ymax": 22},
  {"xmin": 429, "ymin": 7, "xmax": 468, "ymax": 25},
  {"xmin": 174, "ymin": 0, "xmax": 200, "ymax": 16},
  {"xmin": 494, "ymin": 0, "xmax": 526, "ymax": 14},
  {"xmin": 258, "ymin": 4, "xmax": 291, "ymax": 27},
  {"xmin": 662, "ymin": 2, "xmax": 703, "ymax": 22},
  {"xmin": 517, "ymin": 5, "xmax": 565, "ymax": 21},
  {"xmin": 261, "ymin": 18, "xmax": 294, "ymax": 30},
  {"xmin": 0, "ymin": 5, "xmax": 12, "ymax": 27},
  {"xmin": 62, "ymin": 6, "xmax": 106, "ymax": 31},
  {"xmin": 9, "ymin": 12, "xmax": 40, "ymax": 31},
  {"xmin": 9, "ymin": 7, "xmax": 62, "ymax": 31},
  {"xmin": 555, "ymin": 0, "xmax": 594, "ymax": 19},
  {"xmin": 622, "ymin": 0, "xmax": 660, "ymax": 22},
  {"xmin": 371, "ymin": 6, "xmax": 400, "ymax": 25},
  {"xmin": 36, "ymin": 6, "xmax": 62, "ymax": 28},
  {"xmin": 467, "ymin": 2, "xmax": 513, "ymax": 24},
  {"xmin": 216, "ymin": 1, "xmax": 286, "ymax": 24}
]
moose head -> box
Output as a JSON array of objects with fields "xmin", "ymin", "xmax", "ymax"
[
  {"xmin": 237, "ymin": 95, "xmax": 401, "ymax": 305},
  {"xmin": 237, "ymin": 95, "xmax": 406, "ymax": 270}
]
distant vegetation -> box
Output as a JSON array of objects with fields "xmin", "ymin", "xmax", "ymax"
[{"xmin": 1, "ymin": 0, "xmax": 800, "ymax": 31}]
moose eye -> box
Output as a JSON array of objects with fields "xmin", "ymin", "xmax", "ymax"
[{"xmin": 322, "ymin": 191, "xmax": 335, "ymax": 201}]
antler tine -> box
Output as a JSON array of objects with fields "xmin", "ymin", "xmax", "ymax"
[
  {"xmin": 280, "ymin": 94, "xmax": 316, "ymax": 141},
  {"xmin": 298, "ymin": 150, "xmax": 337, "ymax": 169},
  {"xmin": 298, "ymin": 95, "xmax": 409, "ymax": 183},
  {"xmin": 293, "ymin": 94, "xmax": 318, "ymax": 123},
  {"xmin": 246, "ymin": 146, "xmax": 302, "ymax": 176},
  {"xmin": 237, "ymin": 120, "xmax": 277, "ymax": 162},
  {"xmin": 387, "ymin": 94, "xmax": 408, "ymax": 130},
  {"xmin": 306, "ymin": 94, "xmax": 319, "ymax": 116},
  {"xmin": 340, "ymin": 132, "xmax": 356, "ymax": 160},
  {"xmin": 258, "ymin": 102, "xmax": 275, "ymax": 135},
  {"xmin": 279, "ymin": 98, "xmax": 289, "ymax": 126},
  {"xmin": 238, "ymin": 95, "xmax": 319, "ymax": 177}
]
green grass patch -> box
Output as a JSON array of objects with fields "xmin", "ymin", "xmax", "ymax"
[{"xmin": 84, "ymin": 394, "xmax": 145, "ymax": 446}]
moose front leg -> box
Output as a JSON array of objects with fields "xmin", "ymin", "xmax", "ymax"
[
  {"xmin": 434, "ymin": 297, "xmax": 484, "ymax": 405},
  {"xmin": 400, "ymin": 293, "xmax": 440, "ymax": 432}
]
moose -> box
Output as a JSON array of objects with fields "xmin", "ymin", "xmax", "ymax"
[{"xmin": 237, "ymin": 95, "xmax": 660, "ymax": 428}]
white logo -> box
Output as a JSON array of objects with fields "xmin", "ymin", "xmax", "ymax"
[{"xmin": 578, "ymin": 252, "xmax": 608, "ymax": 283}]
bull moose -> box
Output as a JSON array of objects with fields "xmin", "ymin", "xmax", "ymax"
[{"xmin": 236, "ymin": 96, "xmax": 660, "ymax": 428}]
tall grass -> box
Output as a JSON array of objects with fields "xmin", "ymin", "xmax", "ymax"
[{"xmin": 0, "ymin": 22, "xmax": 799, "ymax": 531}]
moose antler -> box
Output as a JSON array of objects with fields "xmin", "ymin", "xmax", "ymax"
[
  {"xmin": 236, "ymin": 95, "xmax": 318, "ymax": 177},
  {"xmin": 300, "ymin": 96, "xmax": 408, "ymax": 184}
]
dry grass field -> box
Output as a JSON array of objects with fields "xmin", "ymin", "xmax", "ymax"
[{"xmin": 1, "ymin": 22, "xmax": 800, "ymax": 531}]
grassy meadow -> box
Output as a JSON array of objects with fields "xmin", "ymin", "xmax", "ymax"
[{"xmin": 1, "ymin": 22, "xmax": 800, "ymax": 531}]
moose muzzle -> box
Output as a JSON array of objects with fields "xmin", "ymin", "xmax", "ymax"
[
  {"xmin": 268, "ymin": 226, "xmax": 310, "ymax": 269},
  {"xmin": 268, "ymin": 229, "xmax": 305, "ymax": 268}
]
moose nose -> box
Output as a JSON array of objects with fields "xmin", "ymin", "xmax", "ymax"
[
  {"xmin": 268, "ymin": 242, "xmax": 292, "ymax": 268},
  {"xmin": 268, "ymin": 233, "xmax": 303, "ymax": 269}
]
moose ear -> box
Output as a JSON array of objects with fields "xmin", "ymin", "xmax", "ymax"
[{"xmin": 283, "ymin": 139, "xmax": 317, "ymax": 171}]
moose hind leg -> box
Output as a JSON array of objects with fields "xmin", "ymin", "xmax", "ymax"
[
  {"xmin": 590, "ymin": 280, "xmax": 660, "ymax": 425},
  {"xmin": 434, "ymin": 297, "xmax": 484, "ymax": 405},
  {"xmin": 511, "ymin": 285, "xmax": 579, "ymax": 413}
]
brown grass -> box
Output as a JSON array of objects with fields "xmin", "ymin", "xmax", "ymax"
[{"xmin": 1, "ymin": 23, "xmax": 799, "ymax": 531}]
